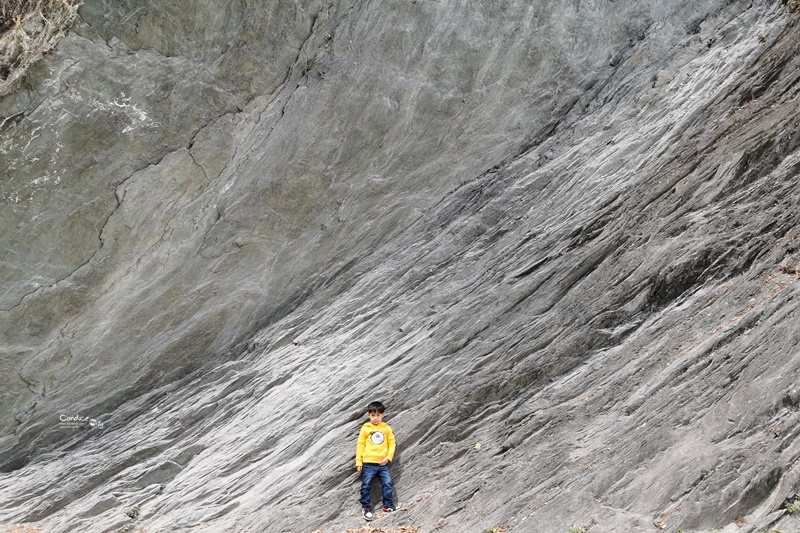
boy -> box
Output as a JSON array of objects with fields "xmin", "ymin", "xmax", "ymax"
[{"xmin": 355, "ymin": 401, "xmax": 396, "ymax": 521}]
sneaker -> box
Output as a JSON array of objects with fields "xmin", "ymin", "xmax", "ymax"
[
  {"xmin": 383, "ymin": 506, "xmax": 395, "ymax": 513},
  {"xmin": 362, "ymin": 506, "xmax": 374, "ymax": 521}
]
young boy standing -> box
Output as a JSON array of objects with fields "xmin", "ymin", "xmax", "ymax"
[{"xmin": 355, "ymin": 401, "xmax": 396, "ymax": 521}]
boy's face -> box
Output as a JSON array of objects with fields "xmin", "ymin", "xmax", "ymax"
[{"xmin": 367, "ymin": 410, "xmax": 385, "ymax": 425}]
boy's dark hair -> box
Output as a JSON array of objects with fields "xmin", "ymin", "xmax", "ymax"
[{"xmin": 367, "ymin": 401, "xmax": 385, "ymax": 413}]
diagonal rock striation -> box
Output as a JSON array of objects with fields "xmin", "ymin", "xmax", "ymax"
[{"xmin": 2, "ymin": 0, "xmax": 800, "ymax": 532}]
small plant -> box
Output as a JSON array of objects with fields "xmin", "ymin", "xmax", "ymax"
[
  {"xmin": 485, "ymin": 527, "xmax": 505, "ymax": 533},
  {"xmin": 783, "ymin": 493, "xmax": 800, "ymax": 514},
  {"xmin": 11, "ymin": 14, "xmax": 30, "ymax": 46},
  {"xmin": 0, "ymin": 0, "xmax": 83, "ymax": 95},
  {"xmin": 125, "ymin": 506, "xmax": 139, "ymax": 519}
]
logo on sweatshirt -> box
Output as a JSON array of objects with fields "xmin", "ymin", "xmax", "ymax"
[{"xmin": 370, "ymin": 431, "xmax": 385, "ymax": 445}]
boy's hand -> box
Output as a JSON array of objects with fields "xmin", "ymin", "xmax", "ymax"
[
  {"xmin": 356, "ymin": 466, "xmax": 362, "ymax": 472},
  {"xmin": 379, "ymin": 458, "xmax": 390, "ymax": 466}
]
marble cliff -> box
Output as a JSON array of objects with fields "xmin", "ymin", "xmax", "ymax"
[{"xmin": 1, "ymin": 1, "xmax": 800, "ymax": 532}]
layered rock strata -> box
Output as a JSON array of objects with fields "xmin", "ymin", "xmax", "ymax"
[{"xmin": 1, "ymin": 1, "xmax": 800, "ymax": 532}]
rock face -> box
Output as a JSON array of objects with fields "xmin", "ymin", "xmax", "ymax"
[{"xmin": 2, "ymin": 0, "xmax": 800, "ymax": 532}]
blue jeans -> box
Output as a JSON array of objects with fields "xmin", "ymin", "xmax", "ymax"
[{"xmin": 360, "ymin": 463, "xmax": 393, "ymax": 508}]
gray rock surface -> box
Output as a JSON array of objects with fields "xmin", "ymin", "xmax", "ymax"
[{"xmin": 1, "ymin": 0, "xmax": 800, "ymax": 532}]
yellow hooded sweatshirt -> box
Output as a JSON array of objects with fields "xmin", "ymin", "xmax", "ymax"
[{"xmin": 355, "ymin": 421, "xmax": 396, "ymax": 466}]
